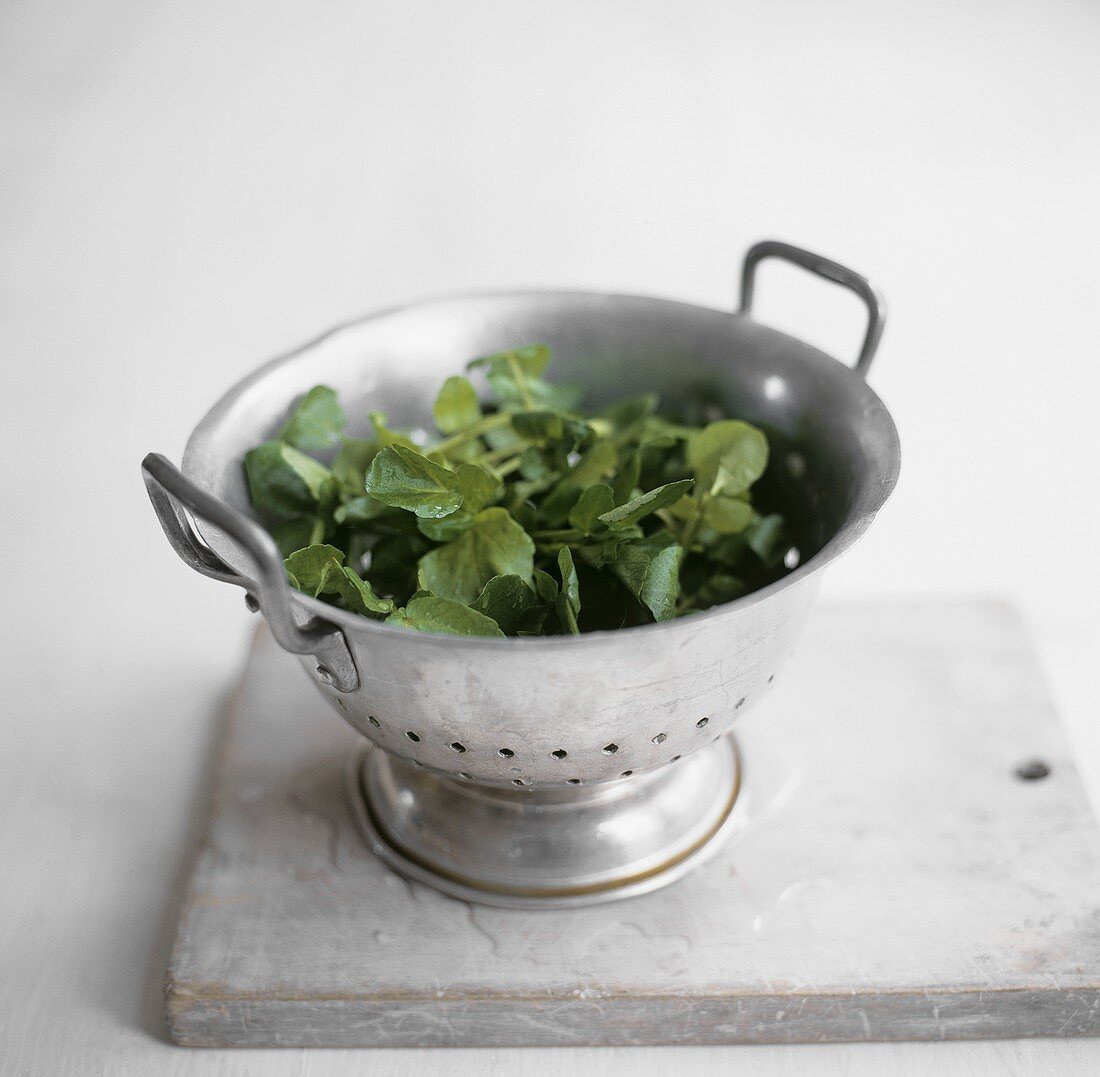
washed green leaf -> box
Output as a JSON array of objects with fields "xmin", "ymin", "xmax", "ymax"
[
  {"xmin": 387, "ymin": 595, "xmax": 505, "ymax": 638},
  {"xmin": 687, "ymin": 419, "xmax": 769, "ymax": 495},
  {"xmin": 284, "ymin": 544, "xmax": 392, "ymax": 615},
  {"xmin": 369, "ymin": 411, "xmax": 418, "ymax": 450},
  {"xmin": 331, "ymin": 437, "xmax": 377, "ymax": 491},
  {"xmin": 284, "ymin": 544, "xmax": 347, "ymax": 596},
  {"xmin": 433, "ymin": 375, "xmax": 482, "ymax": 434},
  {"xmin": 555, "ymin": 547, "xmax": 581, "ymax": 634},
  {"xmin": 334, "ymin": 493, "xmax": 394, "ymax": 526},
  {"xmin": 702, "ymin": 494, "xmax": 754, "ymax": 535},
  {"xmin": 245, "ymin": 440, "xmax": 336, "ymax": 519},
  {"xmin": 471, "ymin": 574, "xmax": 541, "ymax": 635},
  {"xmin": 607, "ymin": 532, "xmax": 684, "ymax": 622},
  {"xmin": 364, "ymin": 445, "xmax": 463, "ymax": 519},
  {"xmin": 278, "ymin": 386, "xmax": 346, "ymax": 452},
  {"xmin": 598, "ymin": 479, "xmax": 694, "ymax": 530},
  {"xmin": 417, "ymin": 507, "xmax": 535, "ymax": 605},
  {"xmin": 568, "ymin": 483, "xmax": 615, "ymax": 534}
]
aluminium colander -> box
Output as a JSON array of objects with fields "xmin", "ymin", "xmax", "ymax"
[{"xmin": 142, "ymin": 240, "xmax": 900, "ymax": 908}]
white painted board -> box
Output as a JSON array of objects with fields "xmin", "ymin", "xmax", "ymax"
[{"xmin": 167, "ymin": 602, "xmax": 1100, "ymax": 1046}]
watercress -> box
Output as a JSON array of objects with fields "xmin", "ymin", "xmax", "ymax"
[{"xmin": 243, "ymin": 346, "xmax": 793, "ymax": 637}]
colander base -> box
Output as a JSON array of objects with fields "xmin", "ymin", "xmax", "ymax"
[{"xmin": 346, "ymin": 736, "xmax": 742, "ymax": 908}]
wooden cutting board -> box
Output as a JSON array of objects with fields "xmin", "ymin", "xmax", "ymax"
[{"xmin": 166, "ymin": 601, "xmax": 1100, "ymax": 1047}]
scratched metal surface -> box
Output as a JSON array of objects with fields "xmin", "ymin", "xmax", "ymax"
[{"xmin": 167, "ymin": 602, "xmax": 1100, "ymax": 1046}]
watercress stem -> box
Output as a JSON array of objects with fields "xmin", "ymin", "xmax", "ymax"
[
  {"xmin": 679, "ymin": 495, "xmax": 708, "ymax": 552},
  {"xmin": 477, "ymin": 444, "xmax": 522, "ymax": 466},
  {"xmin": 432, "ymin": 411, "xmax": 512, "ymax": 455},
  {"xmin": 505, "ymin": 353, "xmax": 536, "ymax": 410}
]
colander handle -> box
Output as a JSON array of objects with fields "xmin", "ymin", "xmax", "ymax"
[
  {"xmin": 739, "ymin": 240, "xmax": 886, "ymax": 377},
  {"xmin": 140, "ymin": 453, "xmax": 360, "ymax": 692}
]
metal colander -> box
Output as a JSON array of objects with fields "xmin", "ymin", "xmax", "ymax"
[{"xmin": 143, "ymin": 241, "xmax": 899, "ymax": 907}]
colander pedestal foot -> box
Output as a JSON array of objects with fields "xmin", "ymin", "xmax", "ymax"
[{"xmin": 346, "ymin": 735, "xmax": 741, "ymax": 908}]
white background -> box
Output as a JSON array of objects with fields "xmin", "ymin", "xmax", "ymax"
[{"xmin": 2, "ymin": 1, "xmax": 1099, "ymax": 1074}]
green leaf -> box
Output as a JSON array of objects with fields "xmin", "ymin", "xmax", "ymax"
[
  {"xmin": 745, "ymin": 513, "xmax": 788, "ymax": 565},
  {"xmin": 611, "ymin": 450, "xmax": 640, "ymax": 506},
  {"xmin": 365, "ymin": 531, "xmax": 432, "ymax": 604},
  {"xmin": 455, "ymin": 462, "xmax": 502, "ymax": 512},
  {"xmin": 687, "ymin": 420, "xmax": 769, "ymax": 496},
  {"xmin": 555, "ymin": 547, "xmax": 581, "ymax": 634},
  {"xmin": 600, "ymin": 392, "xmax": 660, "ymax": 432},
  {"xmin": 637, "ymin": 414, "xmax": 696, "ymax": 447},
  {"xmin": 331, "ymin": 437, "xmax": 377, "ymax": 490},
  {"xmin": 433, "ymin": 375, "xmax": 482, "ymax": 434},
  {"xmin": 417, "ymin": 507, "xmax": 535, "ymax": 605},
  {"xmin": 468, "ymin": 344, "xmax": 580, "ymax": 410},
  {"xmin": 283, "ymin": 544, "xmax": 392, "ymax": 614},
  {"xmin": 568, "ymin": 483, "xmax": 615, "ymax": 534},
  {"xmin": 569, "ymin": 440, "xmax": 619, "ymax": 485},
  {"xmin": 336, "ymin": 566, "xmax": 394, "ymax": 615},
  {"xmin": 417, "ymin": 462, "xmax": 504, "ymax": 541},
  {"xmin": 468, "ymin": 343, "xmax": 551, "ymax": 381},
  {"xmin": 511, "ymin": 409, "xmax": 592, "ymax": 447},
  {"xmin": 278, "ymin": 386, "xmax": 346, "ymax": 452},
  {"xmin": 334, "ymin": 494, "xmax": 393, "ymax": 526},
  {"xmin": 270, "ymin": 517, "xmax": 321, "ymax": 557},
  {"xmin": 522, "ymin": 446, "xmax": 560, "ymax": 482},
  {"xmin": 369, "ymin": 411, "xmax": 418, "ymax": 450},
  {"xmin": 702, "ymin": 494, "xmax": 754, "ymax": 535},
  {"xmin": 415, "ymin": 514, "xmax": 472, "ymax": 542},
  {"xmin": 667, "ymin": 494, "xmax": 698, "ymax": 523},
  {"xmin": 684, "ymin": 571, "xmax": 746, "ymax": 612},
  {"xmin": 471, "ymin": 574, "xmax": 540, "ymax": 635},
  {"xmin": 387, "ymin": 595, "xmax": 505, "ymax": 638},
  {"xmin": 244, "ymin": 440, "xmax": 337, "ymax": 519},
  {"xmin": 606, "ymin": 532, "xmax": 684, "ymax": 622},
  {"xmin": 534, "ymin": 568, "xmax": 559, "ymax": 605},
  {"xmin": 364, "ymin": 445, "xmax": 463, "ymax": 519},
  {"xmin": 284, "ymin": 544, "xmax": 348, "ymax": 596},
  {"xmin": 598, "ymin": 479, "xmax": 694, "ymax": 530}
]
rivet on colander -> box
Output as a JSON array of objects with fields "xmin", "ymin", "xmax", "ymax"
[
  {"xmin": 405, "ymin": 731, "xmax": 421, "ymax": 743},
  {"xmin": 696, "ymin": 717, "xmax": 709, "ymax": 729},
  {"xmin": 551, "ymin": 749, "xmax": 568, "ymax": 760},
  {"xmin": 449, "ymin": 742, "xmax": 467, "ymax": 753},
  {"xmin": 652, "ymin": 733, "xmax": 668, "ymax": 745},
  {"xmin": 602, "ymin": 742, "xmax": 619, "ymax": 755}
]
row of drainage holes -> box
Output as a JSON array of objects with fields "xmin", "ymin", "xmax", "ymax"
[
  {"xmin": 367, "ymin": 704, "xmax": 739, "ymax": 752},
  {"xmin": 367, "ymin": 697, "xmax": 748, "ymax": 760},
  {"xmin": 452, "ymin": 768, "xmax": 669, "ymax": 785},
  {"xmin": 369, "ymin": 690, "xmax": 769, "ymax": 786}
]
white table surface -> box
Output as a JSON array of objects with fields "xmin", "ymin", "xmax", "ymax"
[{"xmin": 2, "ymin": 2, "xmax": 1099, "ymax": 1074}]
